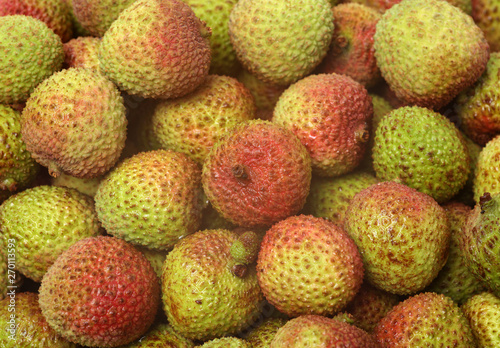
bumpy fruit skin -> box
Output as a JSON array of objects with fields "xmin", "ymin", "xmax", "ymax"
[
  {"xmin": 99, "ymin": 0, "xmax": 212, "ymax": 99},
  {"xmin": 426, "ymin": 202, "xmax": 486, "ymax": 304},
  {"xmin": 0, "ymin": 292, "xmax": 76, "ymax": 347},
  {"xmin": 152, "ymin": 75, "xmax": 256, "ymax": 164},
  {"xmin": 202, "ymin": 120, "xmax": 312, "ymax": 228},
  {"xmin": 95, "ymin": 150, "xmax": 204, "ymax": 251},
  {"xmin": 183, "ymin": 0, "xmax": 240, "ymax": 76},
  {"xmin": 302, "ymin": 171, "xmax": 379, "ymax": 227},
  {"xmin": 344, "ymin": 181, "xmax": 450, "ymax": 295},
  {"xmin": 372, "ymin": 106, "xmax": 470, "ymax": 203},
  {"xmin": 472, "ymin": 0, "xmax": 500, "ymax": 52},
  {"xmin": 454, "ymin": 52, "xmax": 500, "ymax": 145},
  {"xmin": 228, "ymin": 0, "xmax": 334, "ymax": 86},
  {"xmin": 344, "ymin": 282, "xmax": 400, "ymax": 333},
  {"xmin": 373, "ymin": 292, "xmax": 476, "ymax": 347},
  {"xmin": 257, "ymin": 215, "xmax": 364, "ymax": 317},
  {"xmin": 462, "ymin": 292, "xmax": 500, "ymax": 347},
  {"xmin": 473, "ymin": 135, "xmax": 500, "ymax": 201},
  {"xmin": 125, "ymin": 323, "xmax": 194, "ymax": 347},
  {"xmin": 0, "ymin": 0, "xmax": 73, "ymax": 42},
  {"xmin": 316, "ymin": 3, "xmax": 381, "ymax": 88},
  {"xmin": 197, "ymin": 337, "xmax": 250, "ymax": 347},
  {"xmin": 245, "ymin": 318, "xmax": 287, "ymax": 348},
  {"xmin": 21, "ymin": 67, "xmax": 127, "ymax": 178},
  {"xmin": 0, "ymin": 246, "xmax": 6, "ymax": 301},
  {"xmin": 0, "ymin": 105, "xmax": 40, "ymax": 192},
  {"xmin": 0, "ymin": 15, "xmax": 64, "ymax": 104},
  {"xmin": 374, "ymin": 0, "xmax": 489, "ymax": 110},
  {"xmin": 0, "ymin": 185, "xmax": 102, "ymax": 282},
  {"xmin": 161, "ymin": 229, "xmax": 264, "ymax": 341},
  {"xmin": 270, "ymin": 315, "xmax": 378, "ymax": 347},
  {"xmin": 348, "ymin": 0, "xmax": 472, "ymax": 14},
  {"xmin": 460, "ymin": 193, "xmax": 500, "ymax": 296},
  {"xmin": 39, "ymin": 236, "xmax": 160, "ymax": 347},
  {"xmin": 72, "ymin": 0, "xmax": 136, "ymax": 37},
  {"xmin": 236, "ymin": 69, "xmax": 286, "ymax": 120},
  {"xmin": 273, "ymin": 73, "xmax": 373, "ymax": 177},
  {"xmin": 63, "ymin": 36, "xmax": 101, "ymax": 71}
]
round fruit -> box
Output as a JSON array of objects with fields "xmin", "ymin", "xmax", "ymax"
[
  {"xmin": 39, "ymin": 236, "xmax": 160, "ymax": 347},
  {"xmin": 202, "ymin": 120, "xmax": 311, "ymax": 228},
  {"xmin": 257, "ymin": 215, "xmax": 364, "ymax": 317}
]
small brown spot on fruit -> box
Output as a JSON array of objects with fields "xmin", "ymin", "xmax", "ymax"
[
  {"xmin": 231, "ymin": 264, "xmax": 247, "ymax": 278},
  {"xmin": 232, "ymin": 164, "xmax": 248, "ymax": 180}
]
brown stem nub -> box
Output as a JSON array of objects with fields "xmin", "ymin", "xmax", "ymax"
[
  {"xmin": 232, "ymin": 164, "xmax": 248, "ymax": 180},
  {"xmin": 231, "ymin": 264, "xmax": 247, "ymax": 278},
  {"xmin": 480, "ymin": 192, "xmax": 492, "ymax": 213}
]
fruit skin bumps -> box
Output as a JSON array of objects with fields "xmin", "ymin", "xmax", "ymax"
[
  {"xmin": 39, "ymin": 236, "xmax": 160, "ymax": 347},
  {"xmin": 372, "ymin": 106, "xmax": 470, "ymax": 203},
  {"xmin": 228, "ymin": 0, "xmax": 334, "ymax": 86},
  {"xmin": 374, "ymin": 0, "xmax": 489, "ymax": 110},
  {"xmin": 461, "ymin": 192, "xmax": 500, "ymax": 296},
  {"xmin": 99, "ymin": 0, "xmax": 212, "ymax": 99},
  {"xmin": 257, "ymin": 215, "xmax": 364, "ymax": 317},
  {"xmin": 273, "ymin": 73, "xmax": 373, "ymax": 177},
  {"xmin": 462, "ymin": 291, "xmax": 500, "ymax": 347},
  {"xmin": 0, "ymin": 15, "xmax": 64, "ymax": 104},
  {"xmin": 20, "ymin": 67, "xmax": 127, "ymax": 178},
  {"xmin": 373, "ymin": 292, "xmax": 477, "ymax": 347},
  {"xmin": 94, "ymin": 150, "xmax": 204, "ymax": 251},
  {"xmin": 161, "ymin": 229, "xmax": 263, "ymax": 341},
  {"xmin": 0, "ymin": 105, "xmax": 40, "ymax": 192},
  {"xmin": 202, "ymin": 120, "xmax": 312, "ymax": 228},
  {"xmin": 0, "ymin": 185, "xmax": 102, "ymax": 282},
  {"xmin": 344, "ymin": 181, "xmax": 450, "ymax": 295}
]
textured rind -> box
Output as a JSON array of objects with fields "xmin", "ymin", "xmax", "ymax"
[
  {"xmin": 257, "ymin": 215, "xmax": 364, "ymax": 318},
  {"xmin": 344, "ymin": 282, "xmax": 400, "ymax": 333},
  {"xmin": 460, "ymin": 196, "xmax": 500, "ymax": 296},
  {"xmin": 152, "ymin": 75, "xmax": 256, "ymax": 164},
  {"xmin": 202, "ymin": 120, "xmax": 312, "ymax": 227},
  {"xmin": 196, "ymin": 337, "xmax": 251, "ymax": 348},
  {"xmin": 161, "ymin": 229, "xmax": 264, "ymax": 341},
  {"xmin": 454, "ymin": 52, "xmax": 500, "ymax": 145},
  {"xmin": 374, "ymin": 0, "xmax": 489, "ymax": 110},
  {"xmin": 99, "ymin": 0, "xmax": 212, "ymax": 99},
  {"xmin": 474, "ymin": 135, "xmax": 500, "ymax": 201},
  {"xmin": 0, "ymin": 15, "xmax": 64, "ymax": 104},
  {"xmin": 228, "ymin": 0, "xmax": 334, "ymax": 86},
  {"xmin": 372, "ymin": 106, "xmax": 470, "ymax": 203},
  {"xmin": 94, "ymin": 150, "xmax": 204, "ymax": 251},
  {"xmin": 373, "ymin": 292, "xmax": 476, "ymax": 346},
  {"xmin": 269, "ymin": 315, "xmax": 378, "ymax": 347},
  {"xmin": 0, "ymin": 292, "xmax": 76, "ymax": 347},
  {"xmin": 347, "ymin": 0, "xmax": 472, "ymax": 14},
  {"xmin": 462, "ymin": 292, "xmax": 500, "ymax": 347},
  {"xmin": 63, "ymin": 36, "xmax": 101, "ymax": 71},
  {"xmin": 21, "ymin": 67, "xmax": 127, "ymax": 178},
  {"xmin": 316, "ymin": 3, "xmax": 381, "ymax": 87},
  {"xmin": 72, "ymin": 0, "xmax": 136, "ymax": 37},
  {"xmin": 183, "ymin": 0, "xmax": 240, "ymax": 76},
  {"xmin": 426, "ymin": 202, "xmax": 486, "ymax": 304},
  {"xmin": 273, "ymin": 73, "xmax": 373, "ymax": 177},
  {"xmin": 0, "ymin": 105, "xmax": 40, "ymax": 192},
  {"xmin": 343, "ymin": 181, "xmax": 450, "ymax": 295},
  {"xmin": 245, "ymin": 318, "xmax": 287, "ymax": 348},
  {"xmin": 126, "ymin": 323, "xmax": 194, "ymax": 348},
  {"xmin": 0, "ymin": 185, "xmax": 102, "ymax": 282},
  {"xmin": 0, "ymin": 0, "xmax": 73, "ymax": 42},
  {"xmin": 39, "ymin": 236, "xmax": 160, "ymax": 347},
  {"xmin": 472, "ymin": 0, "xmax": 500, "ymax": 52},
  {"xmin": 302, "ymin": 171, "xmax": 379, "ymax": 227},
  {"xmin": 236, "ymin": 69, "xmax": 286, "ymax": 120}
]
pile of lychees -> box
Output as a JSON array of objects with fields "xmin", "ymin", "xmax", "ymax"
[{"xmin": 0, "ymin": 0, "xmax": 499, "ymax": 347}]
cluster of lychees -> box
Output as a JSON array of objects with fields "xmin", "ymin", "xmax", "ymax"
[{"xmin": 0, "ymin": 0, "xmax": 499, "ymax": 347}]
